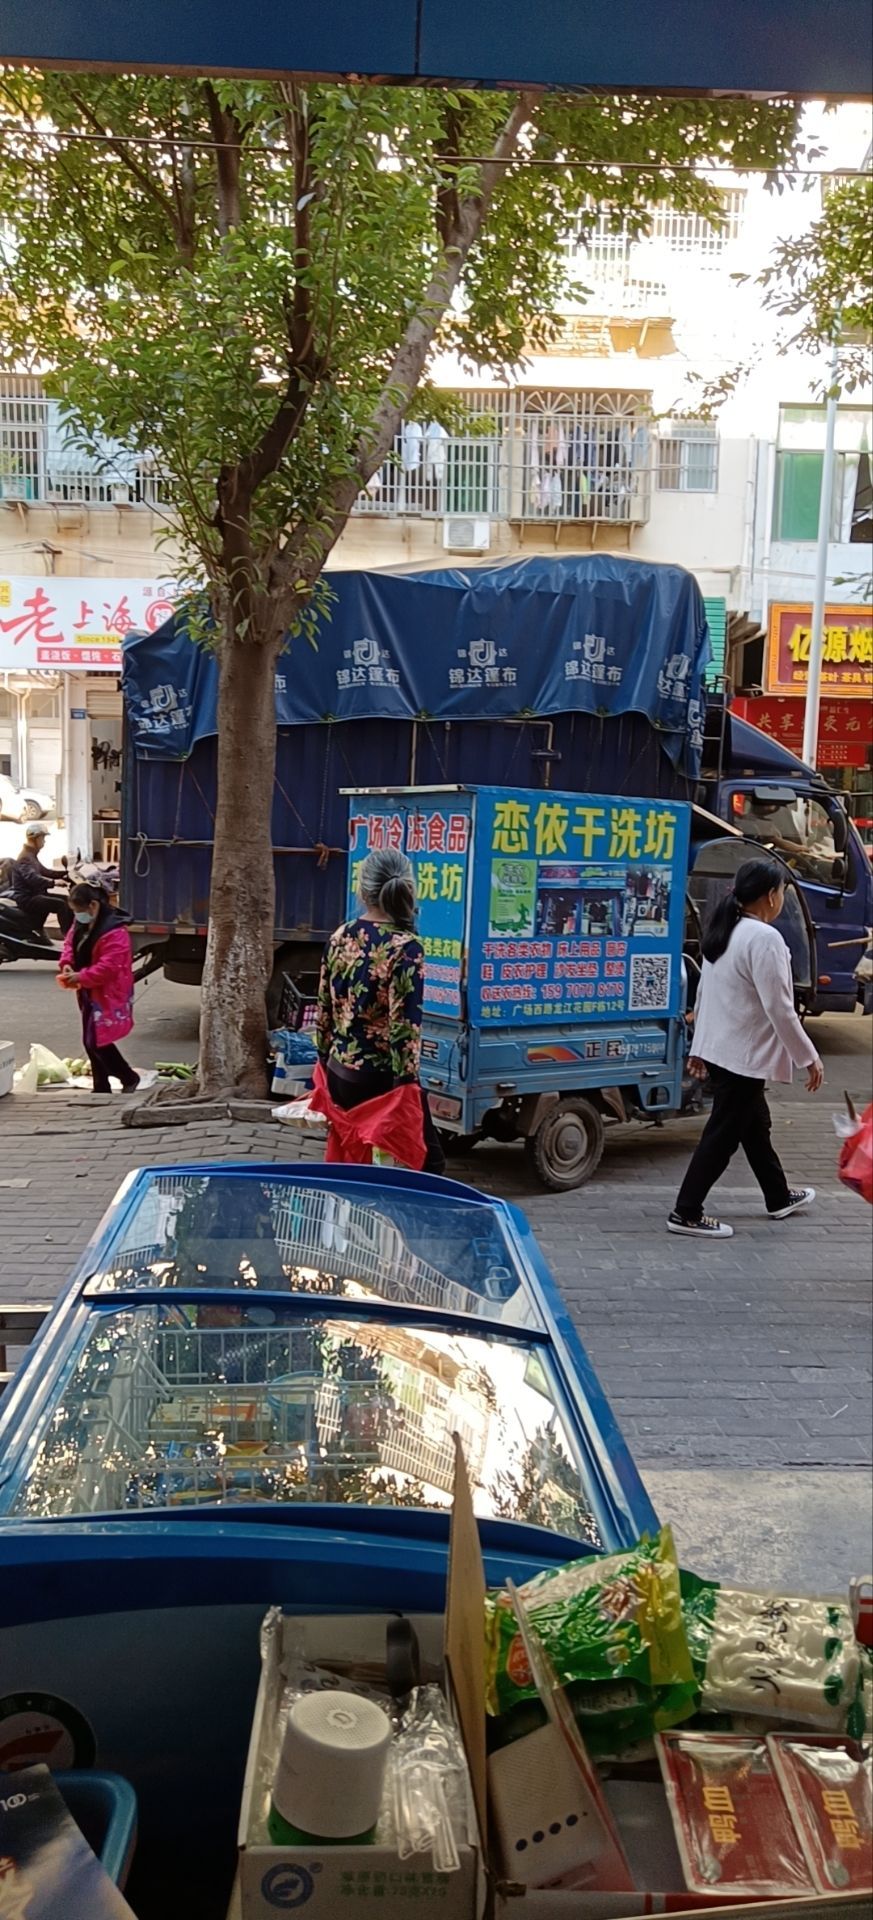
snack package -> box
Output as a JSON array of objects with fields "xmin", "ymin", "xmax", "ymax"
[
  {"xmin": 769, "ymin": 1734, "xmax": 873, "ymax": 1893},
  {"xmin": 485, "ymin": 1528, "xmax": 696, "ymax": 1746},
  {"xmin": 682, "ymin": 1576, "xmax": 862, "ymax": 1733},
  {"xmin": 656, "ymin": 1730, "xmax": 814, "ymax": 1897}
]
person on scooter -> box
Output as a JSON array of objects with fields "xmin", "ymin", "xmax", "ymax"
[
  {"xmin": 57, "ymin": 881, "xmax": 139, "ymax": 1093},
  {"xmin": 11, "ymin": 822, "xmax": 73, "ymax": 938}
]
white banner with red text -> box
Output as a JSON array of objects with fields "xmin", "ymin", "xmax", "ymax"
[{"xmin": 0, "ymin": 575, "xmax": 179, "ymax": 672}]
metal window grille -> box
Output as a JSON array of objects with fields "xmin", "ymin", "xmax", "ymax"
[
  {"xmin": 354, "ymin": 391, "xmax": 511, "ymax": 519},
  {"xmin": 0, "ymin": 375, "xmax": 170, "ymax": 508},
  {"xmin": 515, "ymin": 389, "xmax": 652, "ymax": 524},
  {"xmin": 0, "ymin": 375, "xmax": 47, "ymax": 502},
  {"xmin": 647, "ymin": 190, "xmax": 746, "ymax": 254}
]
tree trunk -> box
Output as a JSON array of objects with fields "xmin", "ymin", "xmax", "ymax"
[{"xmin": 198, "ymin": 629, "xmax": 279, "ymax": 1097}]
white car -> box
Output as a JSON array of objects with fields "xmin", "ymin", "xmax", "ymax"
[{"xmin": 0, "ymin": 774, "xmax": 56, "ymax": 823}]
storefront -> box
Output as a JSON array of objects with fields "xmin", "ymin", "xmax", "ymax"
[
  {"xmin": 734, "ymin": 601, "xmax": 873, "ymax": 850},
  {"xmin": 0, "ymin": 574, "xmax": 176, "ymax": 852}
]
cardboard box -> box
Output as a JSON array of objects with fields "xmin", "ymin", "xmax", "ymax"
[
  {"xmin": 237, "ymin": 1444, "xmax": 869, "ymax": 1920},
  {"xmin": 237, "ymin": 1608, "xmax": 481, "ymax": 1920}
]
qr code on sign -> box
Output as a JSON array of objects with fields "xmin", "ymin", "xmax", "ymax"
[{"xmin": 629, "ymin": 954, "xmax": 671, "ymax": 1011}]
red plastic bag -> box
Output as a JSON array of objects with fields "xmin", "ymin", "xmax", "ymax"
[
  {"xmin": 308, "ymin": 1061, "xmax": 426, "ymax": 1170},
  {"xmin": 838, "ymin": 1102, "xmax": 873, "ymax": 1205}
]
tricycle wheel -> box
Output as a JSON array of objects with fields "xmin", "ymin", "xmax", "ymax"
[{"xmin": 525, "ymin": 1097, "xmax": 604, "ymax": 1191}]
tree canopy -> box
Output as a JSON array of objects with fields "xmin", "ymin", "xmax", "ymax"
[
  {"xmin": 757, "ymin": 172, "xmax": 873, "ymax": 390},
  {"xmin": 0, "ymin": 72, "xmax": 807, "ymax": 1092}
]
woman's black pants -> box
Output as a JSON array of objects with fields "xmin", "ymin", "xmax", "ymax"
[{"xmin": 674, "ymin": 1063, "xmax": 792, "ymax": 1219}]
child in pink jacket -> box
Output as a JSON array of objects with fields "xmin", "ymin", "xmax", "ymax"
[{"xmin": 58, "ymin": 881, "xmax": 139, "ymax": 1093}]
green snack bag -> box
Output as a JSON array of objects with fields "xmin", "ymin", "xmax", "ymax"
[{"xmin": 485, "ymin": 1526, "xmax": 695, "ymax": 1730}]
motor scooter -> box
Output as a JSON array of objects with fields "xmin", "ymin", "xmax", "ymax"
[{"xmin": 0, "ymin": 854, "xmax": 118, "ymax": 967}]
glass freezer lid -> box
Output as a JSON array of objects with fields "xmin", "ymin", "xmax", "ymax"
[
  {"xmin": 81, "ymin": 1171, "xmax": 541, "ymax": 1329},
  {"xmin": 8, "ymin": 1303, "xmax": 599, "ymax": 1548}
]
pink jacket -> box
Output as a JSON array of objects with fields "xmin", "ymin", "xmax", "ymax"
[{"xmin": 60, "ymin": 922, "xmax": 135, "ymax": 1044}]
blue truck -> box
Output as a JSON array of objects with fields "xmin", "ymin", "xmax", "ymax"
[{"xmin": 120, "ymin": 555, "xmax": 871, "ymax": 1016}]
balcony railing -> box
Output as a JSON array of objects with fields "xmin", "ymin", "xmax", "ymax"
[
  {"xmin": 2, "ymin": 377, "xmax": 653, "ymax": 529},
  {"xmin": 0, "ymin": 377, "xmax": 171, "ymax": 511},
  {"xmin": 354, "ymin": 392, "xmax": 653, "ymax": 527}
]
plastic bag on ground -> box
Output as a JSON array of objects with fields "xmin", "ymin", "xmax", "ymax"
[
  {"xmin": 12, "ymin": 1054, "xmax": 39, "ymax": 1095},
  {"xmin": 273, "ymin": 1095, "xmax": 327, "ymax": 1132},
  {"xmin": 29, "ymin": 1044, "xmax": 73, "ymax": 1088}
]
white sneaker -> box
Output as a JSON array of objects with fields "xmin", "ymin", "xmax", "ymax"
[
  {"xmin": 667, "ymin": 1211, "xmax": 734, "ymax": 1239},
  {"xmin": 768, "ymin": 1187, "xmax": 815, "ymax": 1220}
]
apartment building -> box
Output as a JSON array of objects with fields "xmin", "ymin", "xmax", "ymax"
[{"xmin": 1, "ymin": 106, "xmax": 870, "ymax": 852}]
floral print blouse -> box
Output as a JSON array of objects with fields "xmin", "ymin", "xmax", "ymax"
[{"xmin": 315, "ymin": 917, "xmax": 424, "ymax": 1083}]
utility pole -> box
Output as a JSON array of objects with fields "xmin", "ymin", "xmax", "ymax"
[{"xmin": 801, "ymin": 332, "xmax": 841, "ymax": 767}]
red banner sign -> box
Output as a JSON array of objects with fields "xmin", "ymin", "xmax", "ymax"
[
  {"xmin": 766, "ymin": 603, "xmax": 873, "ymax": 699},
  {"xmin": 733, "ymin": 695, "xmax": 870, "ymax": 767}
]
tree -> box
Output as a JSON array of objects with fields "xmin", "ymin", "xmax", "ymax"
[
  {"xmin": 0, "ymin": 72, "xmax": 805, "ymax": 1094},
  {"xmin": 756, "ymin": 173, "xmax": 873, "ymax": 392}
]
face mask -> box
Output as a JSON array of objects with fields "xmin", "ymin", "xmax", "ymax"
[{"xmin": 74, "ymin": 910, "xmax": 94, "ymax": 925}]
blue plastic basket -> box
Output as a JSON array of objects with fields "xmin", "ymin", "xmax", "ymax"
[{"xmin": 57, "ymin": 1771, "xmax": 138, "ymax": 1890}]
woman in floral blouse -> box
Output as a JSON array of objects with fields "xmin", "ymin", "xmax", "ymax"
[{"xmin": 314, "ymin": 848, "xmax": 445, "ymax": 1173}]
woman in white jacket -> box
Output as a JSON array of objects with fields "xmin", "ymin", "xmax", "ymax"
[{"xmin": 668, "ymin": 858, "xmax": 823, "ymax": 1240}]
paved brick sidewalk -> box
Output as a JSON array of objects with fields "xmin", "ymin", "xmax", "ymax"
[{"xmin": 2, "ymin": 1013, "xmax": 870, "ymax": 1476}]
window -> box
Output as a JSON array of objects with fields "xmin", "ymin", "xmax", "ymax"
[
  {"xmin": 658, "ymin": 422, "xmax": 719, "ymax": 493},
  {"xmin": 774, "ymin": 405, "xmax": 873, "ymax": 543},
  {"xmin": 730, "ymin": 789, "xmax": 844, "ymax": 888}
]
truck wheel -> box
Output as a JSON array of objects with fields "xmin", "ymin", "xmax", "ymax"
[{"xmin": 526, "ymin": 1097, "xmax": 604, "ymax": 1191}]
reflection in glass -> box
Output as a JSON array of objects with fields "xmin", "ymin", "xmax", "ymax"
[
  {"xmin": 13, "ymin": 1307, "xmax": 599, "ymax": 1548},
  {"xmin": 84, "ymin": 1176, "xmax": 534, "ymax": 1328}
]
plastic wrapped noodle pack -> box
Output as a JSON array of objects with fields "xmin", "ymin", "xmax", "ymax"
[{"xmin": 683, "ymin": 1580, "xmax": 863, "ymax": 1733}]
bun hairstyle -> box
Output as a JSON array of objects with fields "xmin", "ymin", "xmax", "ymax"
[
  {"xmin": 69, "ymin": 881, "xmax": 107, "ymax": 912},
  {"xmin": 702, "ymin": 856, "xmax": 785, "ymax": 964},
  {"xmin": 358, "ymin": 848, "xmax": 417, "ymax": 931}
]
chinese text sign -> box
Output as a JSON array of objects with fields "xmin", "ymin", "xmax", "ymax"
[
  {"xmin": 766, "ymin": 604, "xmax": 872, "ymax": 700},
  {"xmin": 468, "ymin": 787, "xmax": 691, "ymax": 1028},
  {"xmin": 347, "ymin": 801, "xmax": 471, "ymax": 1018},
  {"xmin": 0, "ymin": 576, "xmax": 178, "ymax": 672}
]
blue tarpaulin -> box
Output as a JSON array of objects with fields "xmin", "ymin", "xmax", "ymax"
[{"xmin": 122, "ymin": 555, "xmax": 711, "ymax": 775}]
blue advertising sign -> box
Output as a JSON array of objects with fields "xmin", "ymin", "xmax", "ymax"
[
  {"xmin": 346, "ymin": 797, "xmax": 471, "ymax": 1018},
  {"xmin": 468, "ymin": 787, "xmax": 690, "ymax": 1027}
]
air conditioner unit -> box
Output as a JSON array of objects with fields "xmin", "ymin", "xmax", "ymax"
[{"xmin": 443, "ymin": 515, "xmax": 491, "ymax": 554}]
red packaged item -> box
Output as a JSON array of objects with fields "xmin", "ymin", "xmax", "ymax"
[
  {"xmin": 768, "ymin": 1734, "xmax": 873, "ymax": 1894},
  {"xmin": 838, "ymin": 1100, "xmax": 873, "ymax": 1205},
  {"xmin": 656, "ymin": 1731, "xmax": 814, "ymax": 1897}
]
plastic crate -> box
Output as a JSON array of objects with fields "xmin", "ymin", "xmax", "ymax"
[
  {"xmin": 275, "ymin": 974, "xmax": 319, "ymax": 1033},
  {"xmin": 0, "ymin": 1041, "xmax": 13, "ymax": 1100},
  {"xmin": 57, "ymin": 1770, "xmax": 138, "ymax": 1889}
]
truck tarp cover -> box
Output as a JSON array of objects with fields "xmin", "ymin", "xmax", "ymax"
[{"xmin": 122, "ymin": 555, "xmax": 711, "ymax": 775}]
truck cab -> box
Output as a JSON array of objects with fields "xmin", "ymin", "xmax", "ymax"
[{"xmin": 707, "ymin": 711, "xmax": 872, "ymax": 1016}]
